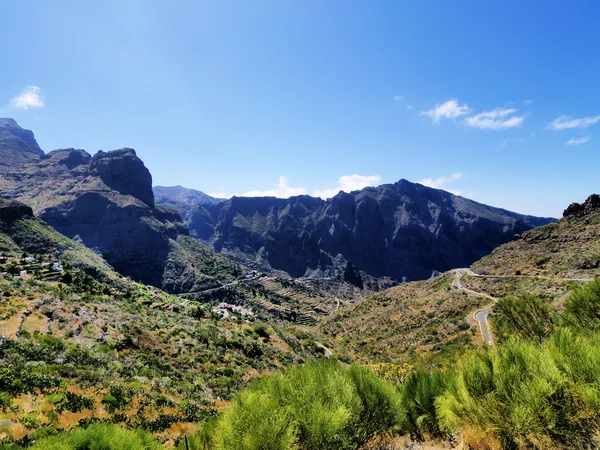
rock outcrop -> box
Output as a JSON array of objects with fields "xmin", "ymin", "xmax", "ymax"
[
  {"xmin": 0, "ymin": 118, "xmax": 44, "ymax": 172},
  {"xmin": 563, "ymin": 194, "xmax": 600, "ymax": 220}
]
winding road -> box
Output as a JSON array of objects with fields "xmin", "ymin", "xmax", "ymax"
[
  {"xmin": 453, "ymin": 269, "xmax": 497, "ymax": 346},
  {"xmin": 452, "ymin": 268, "xmax": 593, "ymax": 346}
]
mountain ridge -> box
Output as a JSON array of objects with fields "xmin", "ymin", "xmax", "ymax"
[{"xmin": 156, "ymin": 179, "xmax": 555, "ymax": 282}]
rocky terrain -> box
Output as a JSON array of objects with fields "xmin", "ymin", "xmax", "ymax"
[
  {"xmin": 0, "ymin": 120, "xmax": 239, "ymax": 293},
  {"xmin": 153, "ymin": 186, "xmax": 225, "ymax": 241},
  {"xmin": 473, "ymin": 193, "xmax": 600, "ymax": 278},
  {"xmin": 157, "ymin": 181, "xmax": 555, "ymax": 282},
  {"xmin": 0, "ymin": 118, "xmax": 44, "ymax": 173}
]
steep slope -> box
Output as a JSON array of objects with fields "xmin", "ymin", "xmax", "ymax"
[
  {"xmin": 473, "ymin": 193, "xmax": 600, "ymax": 278},
  {"xmin": 0, "ymin": 121, "xmax": 239, "ymax": 293},
  {"xmin": 167, "ymin": 181, "xmax": 554, "ymax": 282},
  {"xmin": 0, "ymin": 118, "xmax": 44, "ymax": 172},
  {"xmin": 0, "ymin": 198, "xmax": 119, "ymax": 281}
]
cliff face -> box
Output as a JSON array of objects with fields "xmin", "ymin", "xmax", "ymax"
[
  {"xmin": 0, "ymin": 121, "xmax": 239, "ymax": 292},
  {"xmin": 0, "ymin": 118, "xmax": 44, "ymax": 172},
  {"xmin": 167, "ymin": 180, "xmax": 555, "ymax": 282}
]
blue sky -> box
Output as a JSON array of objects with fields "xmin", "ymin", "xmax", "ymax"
[{"xmin": 1, "ymin": 0, "xmax": 599, "ymax": 217}]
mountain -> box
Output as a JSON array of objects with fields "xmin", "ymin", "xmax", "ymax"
[
  {"xmin": 0, "ymin": 197, "xmax": 325, "ymax": 444},
  {"xmin": 0, "ymin": 118, "xmax": 44, "ymax": 172},
  {"xmin": 156, "ymin": 181, "xmax": 555, "ymax": 283},
  {"xmin": 152, "ymin": 185, "xmax": 225, "ymax": 239},
  {"xmin": 318, "ymin": 194, "xmax": 600, "ymax": 366},
  {"xmin": 0, "ymin": 120, "xmax": 240, "ymax": 293},
  {"xmin": 153, "ymin": 185, "xmax": 224, "ymax": 207},
  {"xmin": 473, "ymin": 193, "xmax": 600, "ymax": 278},
  {"xmin": 0, "ymin": 197, "xmax": 119, "ymax": 282}
]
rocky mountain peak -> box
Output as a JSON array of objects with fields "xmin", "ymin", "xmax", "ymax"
[
  {"xmin": 0, "ymin": 118, "xmax": 44, "ymax": 172},
  {"xmin": 563, "ymin": 194, "xmax": 600, "ymax": 220},
  {"xmin": 90, "ymin": 148, "xmax": 154, "ymax": 207}
]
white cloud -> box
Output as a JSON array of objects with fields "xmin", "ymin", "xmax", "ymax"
[
  {"xmin": 207, "ymin": 192, "xmax": 231, "ymax": 199},
  {"xmin": 11, "ymin": 86, "xmax": 44, "ymax": 110},
  {"xmin": 242, "ymin": 176, "xmax": 308, "ymax": 198},
  {"xmin": 421, "ymin": 99, "xmax": 470, "ymax": 122},
  {"xmin": 406, "ymin": 104, "xmax": 413, "ymax": 109},
  {"xmin": 524, "ymin": 99, "xmax": 534, "ymax": 105},
  {"xmin": 566, "ymin": 136, "xmax": 590, "ymax": 146},
  {"xmin": 394, "ymin": 95, "xmax": 403, "ymax": 101},
  {"xmin": 549, "ymin": 115, "xmax": 600, "ymax": 130},
  {"xmin": 214, "ymin": 174, "xmax": 383, "ymax": 200},
  {"xmin": 464, "ymin": 108, "xmax": 524, "ymax": 130},
  {"xmin": 313, "ymin": 174, "xmax": 381, "ymax": 199},
  {"xmin": 418, "ymin": 172, "xmax": 462, "ymax": 195}
]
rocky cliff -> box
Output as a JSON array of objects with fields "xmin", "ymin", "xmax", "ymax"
[
  {"xmin": 162, "ymin": 181, "xmax": 555, "ymax": 282},
  {"xmin": 0, "ymin": 120, "xmax": 240, "ymax": 292},
  {"xmin": 0, "ymin": 118, "xmax": 44, "ymax": 172}
]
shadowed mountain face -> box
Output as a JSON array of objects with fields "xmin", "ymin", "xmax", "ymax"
[
  {"xmin": 0, "ymin": 120, "xmax": 240, "ymax": 292},
  {"xmin": 152, "ymin": 186, "xmax": 225, "ymax": 238},
  {"xmin": 0, "ymin": 118, "xmax": 44, "ymax": 172},
  {"xmin": 158, "ymin": 182, "xmax": 556, "ymax": 282}
]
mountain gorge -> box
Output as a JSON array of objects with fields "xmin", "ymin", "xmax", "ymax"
[{"xmin": 156, "ymin": 182, "xmax": 555, "ymax": 282}]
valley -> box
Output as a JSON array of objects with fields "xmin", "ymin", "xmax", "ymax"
[{"xmin": 0, "ymin": 118, "xmax": 599, "ymax": 449}]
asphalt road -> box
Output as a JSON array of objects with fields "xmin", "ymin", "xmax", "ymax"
[{"xmin": 453, "ymin": 269, "xmax": 496, "ymax": 346}]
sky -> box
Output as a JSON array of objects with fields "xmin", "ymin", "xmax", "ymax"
[{"xmin": 1, "ymin": 0, "xmax": 599, "ymax": 217}]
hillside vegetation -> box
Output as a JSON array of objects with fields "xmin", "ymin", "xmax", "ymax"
[
  {"xmin": 8, "ymin": 276, "xmax": 600, "ymax": 450},
  {"xmin": 0, "ymin": 200, "xmax": 328, "ymax": 446}
]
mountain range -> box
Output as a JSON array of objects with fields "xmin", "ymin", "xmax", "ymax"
[
  {"xmin": 154, "ymin": 182, "xmax": 555, "ymax": 282},
  {"xmin": 0, "ymin": 118, "xmax": 554, "ymax": 291}
]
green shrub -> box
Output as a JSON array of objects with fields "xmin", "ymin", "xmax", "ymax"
[
  {"xmin": 348, "ymin": 365, "xmax": 403, "ymax": 443},
  {"xmin": 28, "ymin": 423, "xmax": 162, "ymax": 450},
  {"xmin": 436, "ymin": 331, "xmax": 600, "ymax": 449},
  {"xmin": 0, "ymin": 391, "xmax": 12, "ymax": 411},
  {"xmin": 563, "ymin": 278, "xmax": 600, "ymax": 330},
  {"xmin": 398, "ymin": 369, "xmax": 450, "ymax": 440},
  {"xmin": 202, "ymin": 360, "xmax": 400, "ymax": 450},
  {"xmin": 492, "ymin": 294, "xmax": 555, "ymax": 343}
]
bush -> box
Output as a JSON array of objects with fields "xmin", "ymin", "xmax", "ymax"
[
  {"xmin": 28, "ymin": 423, "xmax": 162, "ymax": 450},
  {"xmin": 436, "ymin": 331, "xmax": 600, "ymax": 449},
  {"xmin": 492, "ymin": 294, "xmax": 555, "ymax": 343},
  {"xmin": 199, "ymin": 359, "xmax": 401, "ymax": 450},
  {"xmin": 563, "ymin": 278, "xmax": 600, "ymax": 331},
  {"xmin": 398, "ymin": 369, "xmax": 450, "ymax": 440}
]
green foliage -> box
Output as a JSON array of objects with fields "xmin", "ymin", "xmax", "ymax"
[
  {"xmin": 48, "ymin": 391, "xmax": 95, "ymax": 413},
  {"xmin": 493, "ymin": 294, "xmax": 555, "ymax": 343},
  {"xmin": 27, "ymin": 423, "xmax": 162, "ymax": 450},
  {"xmin": 397, "ymin": 369, "xmax": 450, "ymax": 440},
  {"xmin": 348, "ymin": 365, "xmax": 403, "ymax": 443},
  {"xmin": 198, "ymin": 359, "xmax": 401, "ymax": 450},
  {"xmin": 0, "ymin": 391, "xmax": 12, "ymax": 411},
  {"xmin": 563, "ymin": 278, "xmax": 600, "ymax": 330},
  {"xmin": 436, "ymin": 330, "xmax": 600, "ymax": 449},
  {"xmin": 102, "ymin": 385, "xmax": 132, "ymax": 413}
]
